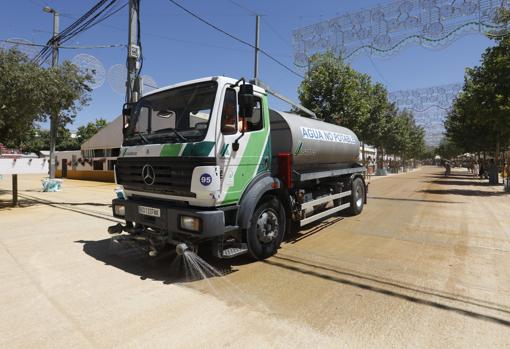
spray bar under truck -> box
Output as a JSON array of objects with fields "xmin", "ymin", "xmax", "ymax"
[{"xmin": 108, "ymin": 76, "xmax": 367, "ymax": 260}]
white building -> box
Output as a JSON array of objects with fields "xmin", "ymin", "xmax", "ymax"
[{"xmin": 55, "ymin": 116, "xmax": 122, "ymax": 182}]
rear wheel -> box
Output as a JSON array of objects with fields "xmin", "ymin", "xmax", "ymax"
[
  {"xmin": 246, "ymin": 195, "xmax": 286, "ymax": 260},
  {"xmin": 348, "ymin": 177, "xmax": 365, "ymax": 216}
]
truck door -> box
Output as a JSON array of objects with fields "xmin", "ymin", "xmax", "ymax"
[{"xmin": 217, "ymin": 87, "xmax": 270, "ymax": 205}]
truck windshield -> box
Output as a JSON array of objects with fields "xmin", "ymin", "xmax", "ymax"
[{"xmin": 124, "ymin": 81, "xmax": 217, "ymax": 145}]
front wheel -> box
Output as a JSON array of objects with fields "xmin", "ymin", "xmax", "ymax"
[
  {"xmin": 348, "ymin": 177, "xmax": 365, "ymax": 216},
  {"xmin": 246, "ymin": 195, "xmax": 286, "ymax": 260}
]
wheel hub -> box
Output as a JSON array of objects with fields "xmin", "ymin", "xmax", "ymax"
[
  {"xmin": 256, "ymin": 209, "xmax": 279, "ymax": 243},
  {"xmin": 356, "ymin": 185, "xmax": 363, "ymax": 207}
]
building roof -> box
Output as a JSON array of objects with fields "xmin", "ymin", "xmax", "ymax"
[{"xmin": 81, "ymin": 115, "xmax": 122, "ymax": 150}]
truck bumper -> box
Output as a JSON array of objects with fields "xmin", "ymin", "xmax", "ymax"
[{"xmin": 111, "ymin": 198, "xmax": 227, "ymax": 239}]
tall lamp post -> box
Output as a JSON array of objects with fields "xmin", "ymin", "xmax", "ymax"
[{"xmin": 43, "ymin": 6, "xmax": 59, "ymax": 179}]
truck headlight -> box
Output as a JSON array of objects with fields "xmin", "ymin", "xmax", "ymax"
[
  {"xmin": 180, "ymin": 215, "xmax": 201, "ymax": 232},
  {"xmin": 114, "ymin": 204, "xmax": 125, "ymax": 217}
]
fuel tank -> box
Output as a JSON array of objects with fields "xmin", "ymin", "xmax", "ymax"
[{"xmin": 269, "ymin": 110, "xmax": 360, "ymax": 172}]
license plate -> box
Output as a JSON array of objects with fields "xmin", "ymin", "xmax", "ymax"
[{"xmin": 138, "ymin": 206, "xmax": 161, "ymax": 217}]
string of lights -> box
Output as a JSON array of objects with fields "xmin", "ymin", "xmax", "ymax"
[{"xmin": 293, "ymin": 0, "xmax": 510, "ymax": 66}]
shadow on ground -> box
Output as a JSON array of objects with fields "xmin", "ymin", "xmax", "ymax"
[
  {"xmin": 75, "ymin": 238, "xmax": 251, "ymax": 284},
  {"xmin": 0, "ymin": 198, "xmax": 40, "ymax": 209},
  {"xmin": 430, "ymin": 180, "xmax": 492, "ymax": 186},
  {"xmin": 425, "ymin": 175, "xmax": 481, "ymax": 180},
  {"xmin": 264, "ymin": 254, "xmax": 510, "ymax": 328},
  {"xmin": 76, "ymin": 212, "xmax": 349, "ymax": 284},
  {"xmin": 369, "ymin": 196, "xmax": 463, "ymax": 204},
  {"xmin": 420, "ymin": 188, "xmax": 506, "ymax": 197}
]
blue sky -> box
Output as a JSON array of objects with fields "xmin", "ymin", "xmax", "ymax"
[{"xmin": 1, "ymin": 0, "xmax": 496, "ymax": 130}]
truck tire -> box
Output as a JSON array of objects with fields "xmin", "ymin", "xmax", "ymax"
[
  {"xmin": 246, "ymin": 195, "xmax": 286, "ymax": 260},
  {"xmin": 348, "ymin": 177, "xmax": 365, "ymax": 216}
]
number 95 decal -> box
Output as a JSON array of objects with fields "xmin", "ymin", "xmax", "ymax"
[{"xmin": 200, "ymin": 173, "xmax": 212, "ymax": 186}]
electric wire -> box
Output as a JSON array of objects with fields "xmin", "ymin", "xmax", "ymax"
[
  {"xmin": 1, "ymin": 39, "xmax": 124, "ymax": 49},
  {"xmin": 225, "ymin": 0, "xmax": 257, "ymax": 16},
  {"xmin": 167, "ymin": 0, "xmax": 304, "ymax": 79},
  {"xmin": 33, "ymin": 0, "xmax": 126, "ymax": 64}
]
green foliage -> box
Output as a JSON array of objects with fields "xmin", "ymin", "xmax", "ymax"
[
  {"xmin": 76, "ymin": 118, "xmax": 108, "ymax": 143},
  {"xmin": 0, "ymin": 50, "xmax": 48, "ymax": 146},
  {"xmin": 384, "ymin": 109, "xmax": 425, "ymax": 159},
  {"xmin": 445, "ymin": 9, "xmax": 510, "ymax": 157},
  {"xmin": 17, "ymin": 117, "xmax": 108, "ymax": 153},
  {"xmin": 435, "ymin": 138, "xmax": 462, "ymax": 159},
  {"xmin": 298, "ymin": 52, "xmax": 426, "ymax": 160},
  {"xmin": 298, "ymin": 52, "xmax": 371, "ymax": 136},
  {"xmin": 0, "ymin": 48, "xmax": 92, "ymax": 148}
]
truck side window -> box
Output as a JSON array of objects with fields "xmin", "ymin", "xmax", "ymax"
[
  {"xmin": 221, "ymin": 88, "xmax": 238, "ymax": 135},
  {"xmin": 243, "ymin": 97, "xmax": 263, "ymax": 132}
]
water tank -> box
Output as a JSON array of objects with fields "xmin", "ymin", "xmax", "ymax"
[{"xmin": 269, "ymin": 110, "xmax": 360, "ymax": 172}]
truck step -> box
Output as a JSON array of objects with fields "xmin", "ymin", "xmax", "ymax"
[{"xmin": 221, "ymin": 243, "xmax": 248, "ymax": 258}]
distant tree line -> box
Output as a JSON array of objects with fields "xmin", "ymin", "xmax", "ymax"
[
  {"xmin": 443, "ymin": 8, "xmax": 510, "ymax": 161},
  {"xmin": 298, "ymin": 52, "xmax": 426, "ymax": 163},
  {"xmin": 20, "ymin": 118, "xmax": 108, "ymax": 154}
]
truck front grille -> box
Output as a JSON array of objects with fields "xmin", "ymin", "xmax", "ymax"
[{"xmin": 116, "ymin": 157, "xmax": 215, "ymax": 197}]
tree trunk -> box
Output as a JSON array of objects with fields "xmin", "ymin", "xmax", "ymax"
[{"xmin": 495, "ymin": 136, "xmax": 500, "ymax": 166}]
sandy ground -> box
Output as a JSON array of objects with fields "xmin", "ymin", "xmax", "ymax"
[{"xmin": 1, "ymin": 166, "xmax": 510, "ymax": 348}]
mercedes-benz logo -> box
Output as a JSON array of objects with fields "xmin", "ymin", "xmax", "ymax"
[{"xmin": 141, "ymin": 164, "xmax": 156, "ymax": 185}]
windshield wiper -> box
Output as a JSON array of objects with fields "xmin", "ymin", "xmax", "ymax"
[
  {"xmin": 169, "ymin": 129, "xmax": 187, "ymax": 142},
  {"xmin": 130, "ymin": 131, "xmax": 149, "ymax": 144}
]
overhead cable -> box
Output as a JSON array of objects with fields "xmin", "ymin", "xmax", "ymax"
[
  {"xmin": 33, "ymin": 0, "xmax": 126, "ymax": 64},
  {"xmin": 1, "ymin": 39, "xmax": 125, "ymax": 49},
  {"xmin": 167, "ymin": 0, "xmax": 304, "ymax": 79}
]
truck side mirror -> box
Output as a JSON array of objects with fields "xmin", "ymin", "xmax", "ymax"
[
  {"xmin": 238, "ymin": 83, "xmax": 255, "ymax": 119},
  {"xmin": 122, "ymin": 103, "xmax": 134, "ymax": 134},
  {"xmin": 232, "ymin": 84, "xmax": 254, "ymax": 152}
]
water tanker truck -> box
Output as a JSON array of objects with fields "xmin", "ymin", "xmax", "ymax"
[{"xmin": 108, "ymin": 76, "xmax": 367, "ymax": 260}]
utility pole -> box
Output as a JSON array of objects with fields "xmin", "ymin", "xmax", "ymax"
[
  {"xmin": 127, "ymin": 0, "xmax": 141, "ymax": 103},
  {"xmin": 254, "ymin": 15, "xmax": 260, "ymax": 83},
  {"xmin": 43, "ymin": 6, "xmax": 59, "ymax": 179}
]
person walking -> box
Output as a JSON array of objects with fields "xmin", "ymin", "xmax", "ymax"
[
  {"xmin": 444, "ymin": 161, "xmax": 451, "ymax": 177},
  {"xmin": 488, "ymin": 159, "xmax": 498, "ymax": 184},
  {"xmin": 473, "ymin": 161, "xmax": 480, "ymax": 179}
]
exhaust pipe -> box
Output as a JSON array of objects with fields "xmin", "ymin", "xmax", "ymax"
[{"xmin": 175, "ymin": 243, "xmax": 189, "ymax": 256}]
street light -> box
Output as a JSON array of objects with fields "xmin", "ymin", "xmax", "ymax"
[{"xmin": 42, "ymin": 6, "xmax": 59, "ymax": 179}]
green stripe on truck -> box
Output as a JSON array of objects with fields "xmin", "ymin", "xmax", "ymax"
[
  {"xmin": 160, "ymin": 144, "xmax": 183, "ymax": 157},
  {"xmin": 181, "ymin": 141, "xmax": 215, "ymax": 156},
  {"xmin": 160, "ymin": 141, "xmax": 214, "ymax": 157}
]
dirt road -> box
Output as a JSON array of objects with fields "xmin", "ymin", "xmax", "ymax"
[{"xmin": 1, "ymin": 167, "xmax": 509, "ymax": 348}]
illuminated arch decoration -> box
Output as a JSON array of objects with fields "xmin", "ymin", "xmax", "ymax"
[
  {"xmin": 389, "ymin": 83, "xmax": 462, "ymax": 146},
  {"xmin": 293, "ymin": 0, "xmax": 509, "ymax": 66}
]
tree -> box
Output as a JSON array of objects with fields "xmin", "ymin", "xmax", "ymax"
[
  {"xmin": 76, "ymin": 118, "xmax": 107, "ymax": 143},
  {"xmin": 298, "ymin": 52, "xmax": 426, "ymax": 163},
  {"xmin": 18, "ymin": 127, "xmax": 50, "ymax": 154},
  {"xmin": 298, "ymin": 53, "xmax": 371, "ymax": 136},
  {"xmin": 43, "ymin": 60, "xmax": 92, "ymax": 127},
  {"xmin": 435, "ymin": 138, "xmax": 462, "ymax": 159},
  {"xmin": 444, "ymin": 8, "xmax": 510, "ymax": 160},
  {"xmin": 384, "ymin": 109, "xmax": 426, "ymax": 162},
  {"xmin": 0, "ymin": 50, "xmax": 47, "ymax": 146},
  {"xmin": 0, "ymin": 49, "xmax": 92, "ymax": 149},
  {"xmin": 18, "ymin": 117, "xmax": 108, "ymax": 153},
  {"xmin": 365, "ymin": 83, "xmax": 394, "ymax": 160}
]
